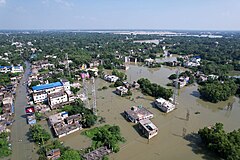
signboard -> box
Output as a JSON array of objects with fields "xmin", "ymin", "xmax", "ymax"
[{"xmin": 25, "ymin": 106, "xmax": 35, "ymax": 114}]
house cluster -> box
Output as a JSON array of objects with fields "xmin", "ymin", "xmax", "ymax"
[
  {"xmin": 32, "ymin": 60, "xmax": 55, "ymax": 71},
  {"xmin": 195, "ymin": 71, "xmax": 219, "ymax": 83},
  {"xmin": 83, "ymin": 146, "xmax": 112, "ymax": 160},
  {"xmin": 0, "ymin": 76, "xmax": 22, "ymax": 133},
  {"xmin": 0, "ymin": 92, "xmax": 14, "ymax": 127},
  {"xmin": 115, "ymin": 81, "xmax": 140, "ymax": 96},
  {"xmin": 184, "ymin": 56, "xmax": 201, "ymax": 67},
  {"xmin": 48, "ymin": 111, "xmax": 82, "ymax": 138},
  {"xmin": 0, "ymin": 65, "xmax": 24, "ymax": 73},
  {"xmin": 31, "ymin": 80, "xmax": 75, "ymax": 109},
  {"xmin": 154, "ymin": 98, "xmax": 176, "ymax": 113},
  {"xmin": 144, "ymin": 58, "xmax": 162, "ymax": 67},
  {"xmin": 124, "ymin": 106, "xmax": 158, "ymax": 139}
]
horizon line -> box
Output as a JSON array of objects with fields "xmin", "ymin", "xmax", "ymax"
[{"xmin": 0, "ymin": 29, "xmax": 240, "ymax": 32}]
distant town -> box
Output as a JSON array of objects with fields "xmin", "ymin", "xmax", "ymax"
[{"xmin": 0, "ymin": 30, "xmax": 240, "ymax": 160}]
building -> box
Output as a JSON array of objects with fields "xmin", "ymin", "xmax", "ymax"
[
  {"xmin": 154, "ymin": 98, "xmax": 176, "ymax": 113},
  {"xmin": 144, "ymin": 58, "xmax": 155, "ymax": 66},
  {"xmin": 27, "ymin": 114, "xmax": 37, "ymax": 125},
  {"xmin": 48, "ymin": 112, "xmax": 68, "ymax": 126},
  {"xmin": 2, "ymin": 94, "xmax": 14, "ymax": 114},
  {"xmin": 104, "ymin": 75, "xmax": 119, "ymax": 83},
  {"xmin": 60, "ymin": 79, "xmax": 71, "ymax": 91},
  {"xmin": 132, "ymin": 81, "xmax": 140, "ymax": 89},
  {"xmin": 124, "ymin": 106, "xmax": 153, "ymax": 123},
  {"xmin": 139, "ymin": 119, "xmax": 158, "ymax": 139},
  {"xmin": 173, "ymin": 76, "xmax": 189, "ymax": 88},
  {"xmin": 0, "ymin": 65, "xmax": 24, "ymax": 73},
  {"xmin": 49, "ymin": 112, "xmax": 82, "ymax": 138},
  {"xmin": 48, "ymin": 91, "xmax": 68, "ymax": 108},
  {"xmin": 115, "ymin": 86, "xmax": 128, "ymax": 96},
  {"xmin": 46, "ymin": 149, "xmax": 61, "ymax": 160},
  {"xmin": 83, "ymin": 146, "xmax": 112, "ymax": 160},
  {"xmin": 0, "ymin": 66, "xmax": 11, "ymax": 73},
  {"xmin": 32, "ymin": 81, "xmax": 70, "ymax": 104},
  {"xmin": 33, "ymin": 90, "xmax": 48, "ymax": 103}
]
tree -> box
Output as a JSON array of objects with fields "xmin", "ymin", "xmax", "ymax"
[
  {"xmin": 198, "ymin": 80, "xmax": 237, "ymax": 103},
  {"xmin": 0, "ymin": 132, "xmax": 11, "ymax": 158},
  {"xmin": 30, "ymin": 80, "xmax": 40, "ymax": 88},
  {"xmin": 29, "ymin": 124, "xmax": 51, "ymax": 145},
  {"xmin": 137, "ymin": 78, "xmax": 173, "ymax": 99},
  {"xmin": 59, "ymin": 150, "xmax": 81, "ymax": 160},
  {"xmin": 114, "ymin": 80, "xmax": 124, "ymax": 87},
  {"xmin": 198, "ymin": 123, "xmax": 240, "ymax": 160},
  {"xmin": 168, "ymin": 74, "xmax": 177, "ymax": 80},
  {"xmin": 112, "ymin": 69, "xmax": 127, "ymax": 81}
]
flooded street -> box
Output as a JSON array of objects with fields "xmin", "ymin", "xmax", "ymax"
[
  {"xmin": 10, "ymin": 61, "xmax": 38, "ymax": 160},
  {"xmin": 61, "ymin": 65, "xmax": 240, "ymax": 160}
]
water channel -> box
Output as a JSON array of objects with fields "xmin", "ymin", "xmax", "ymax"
[
  {"xmin": 10, "ymin": 61, "xmax": 38, "ymax": 160},
  {"xmin": 60, "ymin": 64, "xmax": 240, "ymax": 160}
]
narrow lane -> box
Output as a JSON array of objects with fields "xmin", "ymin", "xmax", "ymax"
[{"xmin": 10, "ymin": 61, "xmax": 37, "ymax": 160}]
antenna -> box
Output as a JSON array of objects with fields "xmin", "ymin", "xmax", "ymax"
[
  {"xmin": 173, "ymin": 67, "xmax": 180, "ymax": 105},
  {"xmin": 91, "ymin": 77, "xmax": 97, "ymax": 115},
  {"xmin": 82, "ymin": 78, "xmax": 90, "ymax": 109},
  {"xmin": 65, "ymin": 53, "xmax": 71, "ymax": 77}
]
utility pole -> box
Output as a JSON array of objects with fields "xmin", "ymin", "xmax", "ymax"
[{"xmin": 186, "ymin": 109, "xmax": 190, "ymax": 121}]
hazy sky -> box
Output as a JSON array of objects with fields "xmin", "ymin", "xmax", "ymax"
[{"xmin": 0, "ymin": 0, "xmax": 240, "ymax": 30}]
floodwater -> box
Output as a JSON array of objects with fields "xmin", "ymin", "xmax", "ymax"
[
  {"xmin": 61, "ymin": 65, "xmax": 240, "ymax": 160},
  {"xmin": 10, "ymin": 61, "xmax": 38, "ymax": 160}
]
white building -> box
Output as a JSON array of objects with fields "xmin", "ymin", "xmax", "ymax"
[
  {"xmin": 41, "ymin": 63, "xmax": 55, "ymax": 69},
  {"xmin": 139, "ymin": 119, "xmax": 158, "ymax": 139},
  {"xmin": 154, "ymin": 98, "xmax": 176, "ymax": 113},
  {"xmin": 48, "ymin": 91, "xmax": 68, "ymax": 107},
  {"xmin": 33, "ymin": 91, "xmax": 48, "ymax": 103},
  {"xmin": 115, "ymin": 86, "xmax": 128, "ymax": 96},
  {"xmin": 48, "ymin": 111, "xmax": 69, "ymax": 126},
  {"xmin": 32, "ymin": 82, "xmax": 65, "ymax": 103},
  {"xmin": 144, "ymin": 58, "xmax": 155, "ymax": 66},
  {"xmin": 61, "ymin": 79, "xmax": 71, "ymax": 91},
  {"xmin": 104, "ymin": 75, "xmax": 119, "ymax": 83},
  {"xmin": 124, "ymin": 106, "xmax": 154, "ymax": 123},
  {"xmin": 0, "ymin": 65, "xmax": 24, "ymax": 73}
]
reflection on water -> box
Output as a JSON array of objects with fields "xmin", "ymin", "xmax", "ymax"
[{"xmin": 62, "ymin": 65, "xmax": 240, "ymax": 160}]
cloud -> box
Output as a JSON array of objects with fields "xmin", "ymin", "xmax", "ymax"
[
  {"xmin": 0, "ymin": 0, "xmax": 6, "ymax": 6},
  {"xmin": 54, "ymin": 0, "xmax": 73, "ymax": 7}
]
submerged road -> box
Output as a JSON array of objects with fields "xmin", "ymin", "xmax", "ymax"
[{"xmin": 10, "ymin": 61, "xmax": 37, "ymax": 160}]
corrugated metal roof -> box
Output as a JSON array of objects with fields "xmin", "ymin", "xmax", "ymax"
[{"xmin": 32, "ymin": 82, "xmax": 63, "ymax": 91}]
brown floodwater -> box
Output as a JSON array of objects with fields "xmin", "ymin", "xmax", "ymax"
[{"xmin": 61, "ymin": 65, "xmax": 240, "ymax": 160}]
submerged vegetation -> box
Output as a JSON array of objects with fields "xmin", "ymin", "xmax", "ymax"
[
  {"xmin": 198, "ymin": 80, "xmax": 237, "ymax": 103},
  {"xmin": 61, "ymin": 100, "xmax": 97, "ymax": 128},
  {"xmin": 83, "ymin": 125, "xmax": 125, "ymax": 153},
  {"xmin": 29, "ymin": 124, "xmax": 51, "ymax": 145},
  {"xmin": 198, "ymin": 123, "xmax": 240, "ymax": 160},
  {"xmin": 0, "ymin": 132, "xmax": 11, "ymax": 158},
  {"xmin": 137, "ymin": 78, "xmax": 173, "ymax": 99}
]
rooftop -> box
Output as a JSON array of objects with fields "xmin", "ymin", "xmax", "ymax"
[
  {"xmin": 32, "ymin": 82, "xmax": 63, "ymax": 91},
  {"xmin": 48, "ymin": 91, "xmax": 65, "ymax": 99},
  {"xmin": 139, "ymin": 119, "xmax": 157, "ymax": 132},
  {"xmin": 125, "ymin": 106, "xmax": 153, "ymax": 121}
]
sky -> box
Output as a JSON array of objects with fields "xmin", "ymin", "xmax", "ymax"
[{"xmin": 0, "ymin": 0, "xmax": 240, "ymax": 30}]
